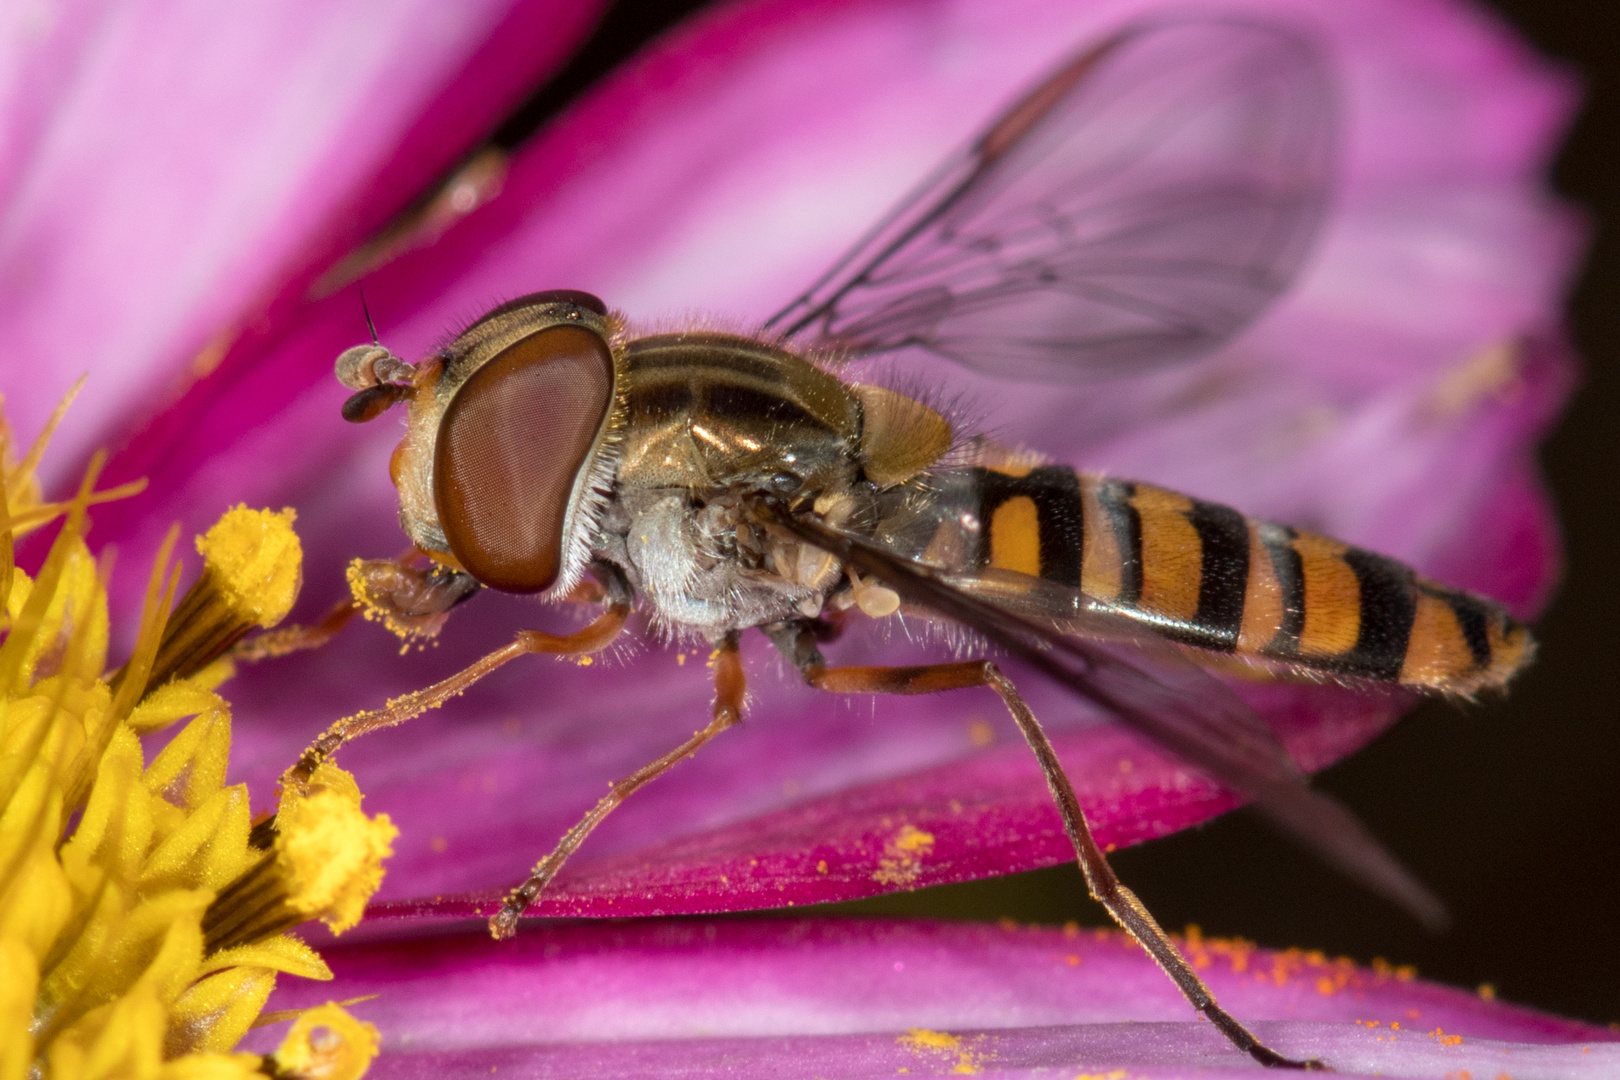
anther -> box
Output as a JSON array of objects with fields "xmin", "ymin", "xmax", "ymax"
[
  {"xmin": 264, "ymin": 1002, "xmax": 381, "ymax": 1080},
  {"xmin": 115, "ymin": 506, "xmax": 302, "ymax": 699},
  {"xmin": 203, "ymin": 762, "xmax": 396, "ymax": 954}
]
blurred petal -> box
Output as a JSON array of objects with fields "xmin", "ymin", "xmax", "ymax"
[
  {"xmin": 249, "ymin": 919, "xmax": 1618, "ymax": 1078},
  {"xmin": 64, "ymin": 0, "xmax": 1579, "ymax": 913},
  {"xmin": 0, "ymin": 0, "xmax": 602, "ymax": 483}
]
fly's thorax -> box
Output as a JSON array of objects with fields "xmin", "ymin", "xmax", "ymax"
[
  {"xmin": 590, "ymin": 480, "xmax": 864, "ymax": 632},
  {"xmin": 614, "ymin": 332, "xmax": 953, "ymax": 495},
  {"xmin": 388, "ymin": 292, "xmax": 627, "ymax": 597},
  {"xmin": 589, "ymin": 333, "xmax": 955, "ymax": 631},
  {"xmin": 614, "ymin": 332, "xmax": 863, "ymax": 494}
]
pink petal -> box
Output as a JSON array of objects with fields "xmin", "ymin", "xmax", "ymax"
[
  {"xmin": 80, "ymin": 0, "xmax": 1578, "ymax": 914},
  {"xmin": 249, "ymin": 918, "xmax": 1617, "ymax": 1078},
  {"xmin": 1, "ymin": 0, "xmax": 603, "ymax": 485},
  {"xmin": 363, "ymin": 681, "xmax": 1406, "ymax": 918}
]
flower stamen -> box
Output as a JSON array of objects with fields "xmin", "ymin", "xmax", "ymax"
[
  {"xmin": 2, "ymin": 392, "xmax": 386, "ymax": 1079},
  {"xmin": 203, "ymin": 764, "xmax": 397, "ymax": 954},
  {"xmin": 264, "ymin": 1003, "xmax": 380, "ymax": 1080},
  {"xmin": 133, "ymin": 506, "xmax": 302, "ymax": 696}
]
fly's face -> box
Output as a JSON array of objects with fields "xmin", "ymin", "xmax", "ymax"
[{"xmin": 336, "ymin": 290, "xmax": 625, "ymax": 600}]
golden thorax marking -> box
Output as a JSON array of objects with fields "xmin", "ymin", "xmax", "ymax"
[{"xmin": 852, "ymin": 384, "xmax": 952, "ymax": 487}]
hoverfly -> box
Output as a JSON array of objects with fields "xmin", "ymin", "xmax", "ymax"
[{"xmin": 298, "ymin": 16, "xmax": 1533, "ymax": 1070}]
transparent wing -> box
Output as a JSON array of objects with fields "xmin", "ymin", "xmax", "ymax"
[
  {"xmin": 764, "ymin": 17, "xmax": 1335, "ymax": 383},
  {"xmin": 766, "ymin": 505, "xmax": 1445, "ymax": 930}
]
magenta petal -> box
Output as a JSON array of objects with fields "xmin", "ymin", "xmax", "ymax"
[
  {"xmin": 251, "ymin": 919, "xmax": 1616, "ymax": 1078},
  {"xmin": 81, "ymin": 0, "xmax": 1580, "ymax": 914},
  {"xmin": 1, "ymin": 0, "xmax": 602, "ymax": 483},
  {"xmin": 356, "ymin": 680, "xmax": 1404, "ymax": 919}
]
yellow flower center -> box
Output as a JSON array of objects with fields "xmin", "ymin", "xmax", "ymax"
[{"xmin": 0, "ymin": 395, "xmax": 386, "ymax": 1079}]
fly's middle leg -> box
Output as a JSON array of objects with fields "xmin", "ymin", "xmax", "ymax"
[
  {"xmin": 281, "ymin": 565, "xmax": 635, "ymax": 801},
  {"xmin": 488, "ymin": 631, "xmax": 748, "ymax": 939},
  {"xmin": 766, "ymin": 621, "xmax": 1322, "ymax": 1071}
]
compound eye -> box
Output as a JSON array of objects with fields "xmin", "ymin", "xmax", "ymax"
[{"xmin": 433, "ymin": 325, "xmax": 614, "ymax": 593}]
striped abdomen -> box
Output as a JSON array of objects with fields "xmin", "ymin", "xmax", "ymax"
[{"xmin": 947, "ymin": 465, "xmax": 1531, "ymax": 694}]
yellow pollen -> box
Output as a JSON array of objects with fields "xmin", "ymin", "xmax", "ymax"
[
  {"xmin": 277, "ymin": 765, "xmax": 399, "ymax": 935},
  {"xmin": 873, "ymin": 825, "xmax": 935, "ymax": 886},
  {"xmin": 195, "ymin": 505, "xmax": 303, "ymax": 627},
  {"xmin": 893, "ymin": 825, "xmax": 934, "ymax": 852},
  {"xmin": 901, "ymin": 1029, "xmax": 960, "ymax": 1050},
  {"xmin": 897, "ymin": 1028, "xmax": 985, "ymax": 1074}
]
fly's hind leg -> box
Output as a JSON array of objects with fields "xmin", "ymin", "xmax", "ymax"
[
  {"xmin": 767, "ymin": 621, "xmax": 1320, "ymax": 1071},
  {"xmin": 488, "ymin": 632, "xmax": 748, "ymax": 938}
]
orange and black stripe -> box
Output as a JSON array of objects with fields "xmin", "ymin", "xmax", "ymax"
[{"xmin": 963, "ymin": 466, "xmax": 1531, "ymax": 694}]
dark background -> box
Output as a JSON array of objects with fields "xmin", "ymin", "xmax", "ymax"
[{"xmin": 486, "ymin": 0, "xmax": 1620, "ymax": 1025}]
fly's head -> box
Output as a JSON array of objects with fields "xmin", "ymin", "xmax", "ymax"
[{"xmin": 335, "ymin": 289, "xmax": 627, "ymax": 600}]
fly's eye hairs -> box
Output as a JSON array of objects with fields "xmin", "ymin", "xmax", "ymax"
[{"xmin": 433, "ymin": 324, "xmax": 614, "ymax": 593}]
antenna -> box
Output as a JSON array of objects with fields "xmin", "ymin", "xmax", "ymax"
[{"xmin": 359, "ymin": 285, "xmax": 380, "ymax": 345}]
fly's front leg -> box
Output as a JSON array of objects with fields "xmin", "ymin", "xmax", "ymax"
[
  {"xmin": 231, "ymin": 594, "xmax": 363, "ymax": 662},
  {"xmin": 488, "ymin": 631, "xmax": 748, "ymax": 938},
  {"xmin": 766, "ymin": 621, "xmax": 1321, "ymax": 1071},
  {"xmin": 233, "ymin": 551, "xmax": 480, "ymax": 662}
]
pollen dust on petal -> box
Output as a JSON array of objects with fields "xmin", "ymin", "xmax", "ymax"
[
  {"xmin": 873, "ymin": 824, "xmax": 936, "ymax": 886},
  {"xmin": 897, "ymin": 1029, "xmax": 988, "ymax": 1074},
  {"xmin": 1173, "ymin": 927, "xmax": 1437, "ymax": 1000}
]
